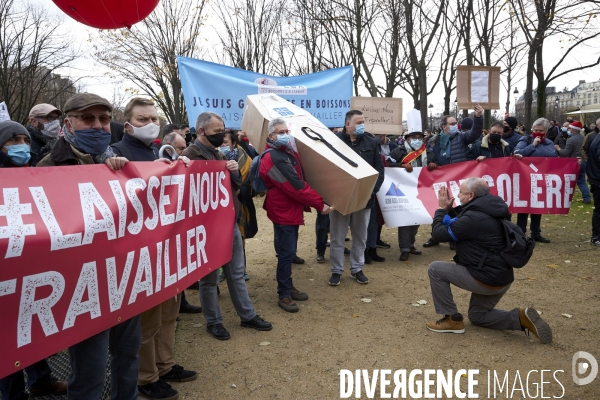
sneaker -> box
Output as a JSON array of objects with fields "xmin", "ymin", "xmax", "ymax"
[
  {"xmin": 243, "ymin": 271, "xmax": 250, "ymax": 281},
  {"xmin": 426, "ymin": 314, "xmax": 465, "ymax": 334},
  {"xmin": 590, "ymin": 237, "xmax": 600, "ymax": 247},
  {"xmin": 206, "ymin": 323, "xmax": 231, "ymax": 340},
  {"xmin": 292, "ymin": 256, "xmax": 305, "ymax": 264},
  {"xmin": 351, "ymin": 270, "xmax": 369, "ymax": 284},
  {"xmin": 316, "ymin": 254, "xmax": 325, "ymax": 263},
  {"xmin": 179, "ymin": 303, "xmax": 202, "ymax": 314},
  {"xmin": 519, "ymin": 307, "xmax": 552, "ymax": 344},
  {"xmin": 159, "ymin": 364, "xmax": 197, "ymax": 382},
  {"xmin": 328, "ymin": 273, "xmax": 341, "ymax": 286},
  {"xmin": 376, "ymin": 239, "xmax": 391, "ymax": 249},
  {"xmin": 368, "ymin": 247, "xmax": 385, "ymax": 262},
  {"xmin": 241, "ymin": 315, "xmax": 273, "ymax": 331},
  {"xmin": 290, "ymin": 286, "xmax": 308, "ymax": 301},
  {"xmin": 278, "ymin": 297, "xmax": 299, "ymax": 313},
  {"xmin": 28, "ymin": 379, "xmax": 67, "ymax": 397},
  {"xmin": 138, "ymin": 380, "xmax": 179, "ymax": 400},
  {"xmin": 399, "ymin": 251, "xmax": 409, "ymax": 261}
]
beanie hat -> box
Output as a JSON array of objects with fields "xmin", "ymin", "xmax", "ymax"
[
  {"xmin": 0, "ymin": 120, "xmax": 30, "ymax": 147},
  {"xmin": 504, "ymin": 116, "xmax": 518, "ymax": 130},
  {"xmin": 569, "ymin": 120, "xmax": 583, "ymax": 131},
  {"xmin": 460, "ymin": 117, "xmax": 473, "ymax": 130}
]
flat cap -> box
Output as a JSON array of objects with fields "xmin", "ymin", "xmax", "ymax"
[
  {"xmin": 0, "ymin": 120, "xmax": 30, "ymax": 147},
  {"xmin": 29, "ymin": 103, "xmax": 62, "ymax": 118},
  {"xmin": 63, "ymin": 93, "xmax": 113, "ymax": 114}
]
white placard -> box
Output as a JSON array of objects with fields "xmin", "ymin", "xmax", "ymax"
[
  {"xmin": 0, "ymin": 102, "xmax": 10, "ymax": 122},
  {"xmin": 470, "ymin": 71, "xmax": 490, "ymax": 103}
]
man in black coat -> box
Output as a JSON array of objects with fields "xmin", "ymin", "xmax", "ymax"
[{"xmin": 425, "ymin": 177, "xmax": 552, "ymax": 344}]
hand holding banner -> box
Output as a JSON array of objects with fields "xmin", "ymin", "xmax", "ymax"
[{"xmin": 0, "ymin": 161, "xmax": 234, "ymax": 378}]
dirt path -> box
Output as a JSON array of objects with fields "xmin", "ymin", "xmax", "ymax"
[{"xmin": 173, "ymin": 195, "xmax": 599, "ymax": 399}]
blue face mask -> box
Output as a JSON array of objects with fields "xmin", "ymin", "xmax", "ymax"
[
  {"xmin": 567, "ymin": 130, "xmax": 573, "ymax": 136},
  {"xmin": 73, "ymin": 129, "xmax": 111, "ymax": 155},
  {"xmin": 274, "ymin": 134, "xmax": 290, "ymax": 148},
  {"xmin": 7, "ymin": 144, "xmax": 31, "ymax": 166},
  {"xmin": 449, "ymin": 125, "xmax": 459, "ymax": 134},
  {"xmin": 409, "ymin": 139, "xmax": 423, "ymax": 150},
  {"xmin": 355, "ymin": 124, "xmax": 365, "ymax": 135},
  {"xmin": 218, "ymin": 146, "xmax": 231, "ymax": 156},
  {"xmin": 561, "ymin": 127, "xmax": 567, "ymax": 133}
]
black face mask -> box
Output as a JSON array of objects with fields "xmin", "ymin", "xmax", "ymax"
[
  {"xmin": 503, "ymin": 126, "xmax": 511, "ymax": 133},
  {"xmin": 205, "ymin": 132, "xmax": 224, "ymax": 147},
  {"xmin": 489, "ymin": 133, "xmax": 502, "ymax": 144}
]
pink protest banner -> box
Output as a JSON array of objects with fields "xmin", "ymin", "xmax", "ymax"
[
  {"xmin": 378, "ymin": 157, "xmax": 580, "ymax": 227},
  {"xmin": 0, "ymin": 161, "xmax": 234, "ymax": 378}
]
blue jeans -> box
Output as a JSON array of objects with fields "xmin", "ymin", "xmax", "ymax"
[
  {"xmin": 0, "ymin": 360, "xmax": 51, "ymax": 400},
  {"xmin": 273, "ymin": 224, "xmax": 299, "ymax": 298},
  {"xmin": 578, "ymin": 161, "xmax": 591, "ymax": 202},
  {"xmin": 68, "ymin": 315, "xmax": 141, "ymax": 400}
]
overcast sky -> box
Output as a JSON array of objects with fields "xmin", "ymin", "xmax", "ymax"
[{"xmin": 42, "ymin": 1, "xmax": 600, "ymax": 122}]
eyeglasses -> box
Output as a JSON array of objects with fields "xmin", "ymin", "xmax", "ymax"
[
  {"xmin": 37, "ymin": 115, "xmax": 59, "ymax": 122},
  {"xmin": 69, "ymin": 114, "xmax": 112, "ymax": 125},
  {"xmin": 446, "ymin": 122, "xmax": 458, "ymax": 126}
]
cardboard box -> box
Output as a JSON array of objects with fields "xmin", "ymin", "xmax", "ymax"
[
  {"xmin": 350, "ymin": 97, "xmax": 403, "ymax": 135},
  {"xmin": 456, "ymin": 65, "xmax": 501, "ymax": 110},
  {"xmin": 241, "ymin": 94, "xmax": 379, "ymax": 215}
]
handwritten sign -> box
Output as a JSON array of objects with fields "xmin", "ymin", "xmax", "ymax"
[
  {"xmin": 0, "ymin": 102, "xmax": 10, "ymax": 122},
  {"xmin": 456, "ymin": 66, "xmax": 501, "ymax": 110},
  {"xmin": 350, "ymin": 97, "xmax": 403, "ymax": 135}
]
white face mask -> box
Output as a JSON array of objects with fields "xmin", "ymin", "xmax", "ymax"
[
  {"xmin": 41, "ymin": 120, "xmax": 60, "ymax": 138},
  {"xmin": 127, "ymin": 122, "xmax": 159, "ymax": 145}
]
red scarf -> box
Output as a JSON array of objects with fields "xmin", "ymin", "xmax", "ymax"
[{"xmin": 402, "ymin": 145, "xmax": 426, "ymax": 165}]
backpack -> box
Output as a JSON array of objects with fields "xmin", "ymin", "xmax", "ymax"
[
  {"xmin": 480, "ymin": 219, "xmax": 535, "ymax": 269},
  {"xmin": 250, "ymin": 148, "xmax": 273, "ymax": 193}
]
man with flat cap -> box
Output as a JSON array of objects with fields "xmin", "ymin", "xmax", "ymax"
[{"xmin": 37, "ymin": 93, "xmax": 136, "ymax": 400}]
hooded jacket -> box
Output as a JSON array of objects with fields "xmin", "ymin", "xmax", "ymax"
[
  {"xmin": 335, "ymin": 128, "xmax": 384, "ymax": 208},
  {"xmin": 431, "ymin": 194, "xmax": 514, "ymax": 286},
  {"xmin": 259, "ymin": 141, "xmax": 325, "ymax": 226}
]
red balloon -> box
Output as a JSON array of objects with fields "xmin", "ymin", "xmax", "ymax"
[{"xmin": 52, "ymin": 0, "xmax": 160, "ymax": 30}]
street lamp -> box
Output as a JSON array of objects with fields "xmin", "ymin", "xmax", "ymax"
[
  {"xmin": 454, "ymin": 98, "xmax": 458, "ymax": 119},
  {"xmin": 428, "ymin": 103, "xmax": 433, "ymax": 130},
  {"xmin": 554, "ymin": 95, "xmax": 559, "ymax": 119},
  {"xmin": 513, "ymin": 88, "xmax": 519, "ymax": 115}
]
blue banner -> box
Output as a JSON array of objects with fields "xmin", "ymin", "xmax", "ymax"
[{"xmin": 177, "ymin": 57, "xmax": 353, "ymax": 129}]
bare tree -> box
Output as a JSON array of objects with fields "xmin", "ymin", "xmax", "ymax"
[
  {"xmin": 438, "ymin": 5, "xmax": 463, "ymax": 116},
  {"xmin": 0, "ymin": 0, "xmax": 78, "ymax": 124},
  {"xmin": 399, "ymin": 0, "xmax": 447, "ymax": 129},
  {"xmin": 510, "ymin": 0, "xmax": 600, "ymax": 128},
  {"xmin": 212, "ymin": 0, "xmax": 286, "ymax": 75},
  {"xmin": 92, "ymin": 0, "xmax": 207, "ymax": 124}
]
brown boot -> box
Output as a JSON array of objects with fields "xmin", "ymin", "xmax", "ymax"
[
  {"xmin": 427, "ymin": 314, "xmax": 465, "ymax": 333},
  {"xmin": 278, "ymin": 297, "xmax": 299, "ymax": 313},
  {"xmin": 290, "ymin": 286, "xmax": 308, "ymax": 301},
  {"xmin": 519, "ymin": 307, "xmax": 552, "ymax": 344}
]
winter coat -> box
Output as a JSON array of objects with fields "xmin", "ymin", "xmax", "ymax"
[
  {"xmin": 582, "ymin": 131, "xmax": 599, "ymax": 162},
  {"xmin": 501, "ymin": 130, "xmax": 521, "ymax": 154},
  {"xmin": 259, "ymin": 142, "xmax": 325, "ymax": 226},
  {"xmin": 467, "ymin": 135, "xmax": 511, "ymax": 160},
  {"xmin": 111, "ymin": 133, "xmax": 159, "ymax": 161},
  {"xmin": 37, "ymin": 137, "xmax": 94, "ymax": 166},
  {"xmin": 26, "ymin": 125, "xmax": 57, "ymax": 167},
  {"xmin": 433, "ymin": 116, "xmax": 484, "ymax": 165},
  {"xmin": 557, "ymin": 132, "xmax": 584, "ymax": 158},
  {"xmin": 335, "ymin": 129, "xmax": 384, "ymax": 208},
  {"xmin": 388, "ymin": 142, "xmax": 438, "ymax": 168},
  {"xmin": 554, "ymin": 134, "xmax": 568, "ymax": 150},
  {"xmin": 514, "ymin": 136, "xmax": 558, "ymax": 158},
  {"xmin": 431, "ymin": 194, "xmax": 514, "ymax": 286},
  {"xmin": 586, "ymin": 134, "xmax": 600, "ymax": 187}
]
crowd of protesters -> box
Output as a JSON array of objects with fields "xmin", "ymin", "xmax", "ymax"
[{"xmin": 1, "ymin": 91, "xmax": 599, "ymax": 399}]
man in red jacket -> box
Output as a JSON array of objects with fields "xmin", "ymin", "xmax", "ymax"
[{"xmin": 259, "ymin": 118, "xmax": 331, "ymax": 312}]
